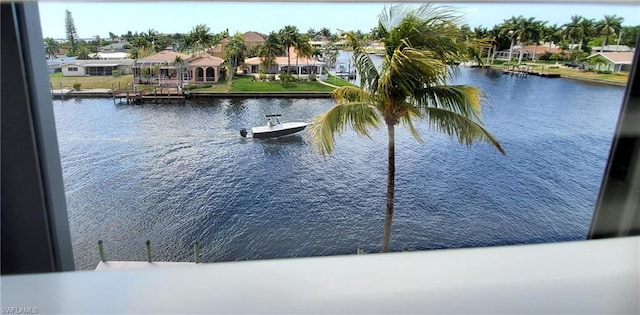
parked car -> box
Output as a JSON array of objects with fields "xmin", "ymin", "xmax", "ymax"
[{"xmin": 564, "ymin": 62, "xmax": 580, "ymax": 68}]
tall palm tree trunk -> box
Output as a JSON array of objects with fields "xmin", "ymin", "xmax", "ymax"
[{"xmin": 382, "ymin": 122, "xmax": 396, "ymax": 253}]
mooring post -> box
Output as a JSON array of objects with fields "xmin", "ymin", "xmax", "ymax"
[
  {"xmin": 154, "ymin": 89, "xmax": 157, "ymax": 104},
  {"xmin": 59, "ymin": 82, "xmax": 64, "ymax": 100},
  {"xmin": 112, "ymin": 83, "xmax": 115, "ymax": 104},
  {"xmin": 194, "ymin": 242, "xmax": 200, "ymax": 264},
  {"xmin": 98, "ymin": 240, "xmax": 106, "ymax": 262},
  {"xmin": 146, "ymin": 240, "xmax": 152, "ymax": 263}
]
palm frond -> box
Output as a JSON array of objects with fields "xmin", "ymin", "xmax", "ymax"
[
  {"xmin": 413, "ymin": 85, "xmax": 484, "ymax": 119},
  {"xmin": 308, "ymin": 101, "xmax": 382, "ymax": 156},
  {"xmin": 424, "ymin": 107, "xmax": 505, "ymax": 154},
  {"xmin": 398, "ymin": 104, "xmax": 424, "ymax": 143},
  {"xmin": 342, "ymin": 32, "xmax": 380, "ymax": 92},
  {"xmin": 332, "ymin": 86, "xmax": 375, "ymax": 104}
]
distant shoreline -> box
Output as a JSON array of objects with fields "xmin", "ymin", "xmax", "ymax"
[
  {"xmin": 51, "ymin": 91, "xmax": 333, "ymax": 100},
  {"xmin": 485, "ymin": 65, "xmax": 628, "ymax": 87}
]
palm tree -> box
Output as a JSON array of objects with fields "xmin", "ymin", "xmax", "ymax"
[
  {"xmin": 256, "ymin": 32, "xmax": 283, "ymax": 74},
  {"xmin": 563, "ymin": 15, "xmax": 582, "ymax": 51},
  {"xmin": 188, "ymin": 24, "xmax": 214, "ymax": 55},
  {"xmin": 278, "ymin": 25, "xmax": 300, "ymax": 74},
  {"xmin": 75, "ymin": 46, "xmax": 91, "ymax": 60},
  {"xmin": 499, "ymin": 16, "xmax": 523, "ymax": 65},
  {"xmin": 542, "ymin": 24, "xmax": 563, "ymax": 52},
  {"xmin": 578, "ymin": 18, "xmax": 595, "ymax": 51},
  {"xmin": 309, "ymin": 4, "xmax": 505, "ymax": 253},
  {"xmin": 43, "ymin": 37, "xmax": 59, "ymax": 59},
  {"xmin": 319, "ymin": 27, "xmax": 332, "ymax": 41},
  {"xmin": 596, "ymin": 15, "xmax": 624, "ymax": 53},
  {"xmin": 224, "ymin": 32, "xmax": 247, "ymax": 81},
  {"xmin": 174, "ymin": 56, "xmax": 185, "ymax": 89},
  {"xmin": 294, "ymin": 34, "xmax": 313, "ymax": 76},
  {"xmin": 530, "ymin": 20, "xmax": 546, "ymax": 61}
]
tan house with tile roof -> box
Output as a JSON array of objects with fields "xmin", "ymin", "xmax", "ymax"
[
  {"xmin": 209, "ymin": 31, "xmax": 266, "ymax": 59},
  {"xmin": 133, "ymin": 50, "xmax": 225, "ymax": 85},
  {"xmin": 587, "ymin": 52, "xmax": 635, "ymax": 72}
]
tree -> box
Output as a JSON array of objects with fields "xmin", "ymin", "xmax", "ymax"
[
  {"xmin": 256, "ymin": 32, "xmax": 284, "ymax": 74},
  {"xmin": 75, "ymin": 46, "xmax": 91, "ymax": 60},
  {"xmin": 65, "ymin": 10, "xmax": 78, "ymax": 53},
  {"xmin": 542, "ymin": 24, "xmax": 563, "ymax": 52},
  {"xmin": 563, "ymin": 15, "xmax": 582, "ymax": 51},
  {"xmin": 174, "ymin": 56, "xmax": 185, "ymax": 89},
  {"xmin": 187, "ymin": 24, "xmax": 214, "ymax": 55},
  {"xmin": 309, "ymin": 4, "xmax": 505, "ymax": 253},
  {"xmin": 620, "ymin": 25, "xmax": 639, "ymax": 48},
  {"xmin": 224, "ymin": 32, "xmax": 247, "ymax": 81},
  {"xmin": 278, "ymin": 25, "xmax": 300, "ymax": 74},
  {"xmin": 294, "ymin": 34, "xmax": 313, "ymax": 76},
  {"xmin": 596, "ymin": 15, "xmax": 624, "ymax": 52},
  {"xmin": 577, "ymin": 18, "xmax": 595, "ymax": 51},
  {"xmin": 319, "ymin": 27, "xmax": 332, "ymax": 40},
  {"xmin": 43, "ymin": 37, "xmax": 59, "ymax": 59}
]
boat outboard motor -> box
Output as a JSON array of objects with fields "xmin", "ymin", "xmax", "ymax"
[{"xmin": 240, "ymin": 128, "xmax": 248, "ymax": 137}]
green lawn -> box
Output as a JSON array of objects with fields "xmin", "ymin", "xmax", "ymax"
[
  {"xmin": 326, "ymin": 75, "xmax": 356, "ymax": 87},
  {"xmin": 229, "ymin": 76, "xmax": 335, "ymax": 92},
  {"xmin": 188, "ymin": 79, "xmax": 231, "ymax": 93},
  {"xmin": 49, "ymin": 73, "xmax": 134, "ymax": 90}
]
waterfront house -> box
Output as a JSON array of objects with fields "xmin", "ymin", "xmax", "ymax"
[
  {"xmin": 133, "ymin": 50, "xmax": 224, "ymax": 85},
  {"xmin": 244, "ymin": 53, "xmax": 325, "ymax": 76},
  {"xmin": 494, "ymin": 45, "xmax": 565, "ymax": 61},
  {"xmin": 186, "ymin": 54, "xmax": 224, "ymax": 83},
  {"xmin": 61, "ymin": 59, "xmax": 135, "ymax": 76},
  {"xmin": 586, "ymin": 52, "xmax": 634, "ymax": 72}
]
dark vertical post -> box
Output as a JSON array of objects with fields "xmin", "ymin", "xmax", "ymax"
[
  {"xmin": 59, "ymin": 82, "xmax": 63, "ymax": 100},
  {"xmin": 145, "ymin": 240, "xmax": 152, "ymax": 263},
  {"xmin": 194, "ymin": 242, "xmax": 200, "ymax": 264},
  {"xmin": 112, "ymin": 83, "xmax": 115, "ymax": 104},
  {"xmin": 98, "ymin": 240, "xmax": 106, "ymax": 262}
]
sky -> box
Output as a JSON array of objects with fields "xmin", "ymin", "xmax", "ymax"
[{"xmin": 38, "ymin": 2, "xmax": 640, "ymax": 40}]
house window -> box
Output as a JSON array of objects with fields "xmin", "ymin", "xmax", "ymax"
[{"xmin": 68, "ymin": 67, "xmax": 78, "ymax": 71}]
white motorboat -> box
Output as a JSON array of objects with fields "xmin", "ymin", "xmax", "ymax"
[{"xmin": 240, "ymin": 115, "xmax": 311, "ymax": 139}]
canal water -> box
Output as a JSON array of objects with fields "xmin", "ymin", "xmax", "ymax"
[{"xmin": 52, "ymin": 68, "xmax": 626, "ymax": 270}]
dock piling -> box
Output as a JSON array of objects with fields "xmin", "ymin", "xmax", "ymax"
[
  {"xmin": 98, "ymin": 240, "xmax": 106, "ymax": 262},
  {"xmin": 146, "ymin": 240, "xmax": 152, "ymax": 263},
  {"xmin": 194, "ymin": 242, "xmax": 200, "ymax": 264}
]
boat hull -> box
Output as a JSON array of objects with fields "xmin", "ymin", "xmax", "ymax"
[{"xmin": 252, "ymin": 122, "xmax": 309, "ymax": 139}]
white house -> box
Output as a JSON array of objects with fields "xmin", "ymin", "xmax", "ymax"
[
  {"xmin": 586, "ymin": 52, "xmax": 635, "ymax": 72},
  {"xmin": 61, "ymin": 59, "xmax": 135, "ymax": 76}
]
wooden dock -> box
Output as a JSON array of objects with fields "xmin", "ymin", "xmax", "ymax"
[
  {"xmin": 114, "ymin": 86, "xmax": 186, "ymax": 104},
  {"xmin": 502, "ymin": 68, "xmax": 561, "ymax": 78}
]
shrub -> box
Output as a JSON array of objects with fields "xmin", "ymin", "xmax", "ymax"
[
  {"xmin": 259, "ymin": 73, "xmax": 267, "ymax": 81},
  {"xmin": 613, "ymin": 72, "xmax": 628, "ymax": 76},
  {"xmin": 549, "ymin": 53, "xmax": 565, "ymax": 61},
  {"xmin": 309, "ymin": 73, "xmax": 317, "ymax": 81},
  {"xmin": 112, "ymin": 70, "xmax": 121, "ymax": 77},
  {"xmin": 73, "ymin": 83, "xmax": 81, "ymax": 90},
  {"xmin": 538, "ymin": 52, "xmax": 552, "ymax": 61},
  {"xmin": 268, "ymin": 74, "xmax": 276, "ymax": 81}
]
